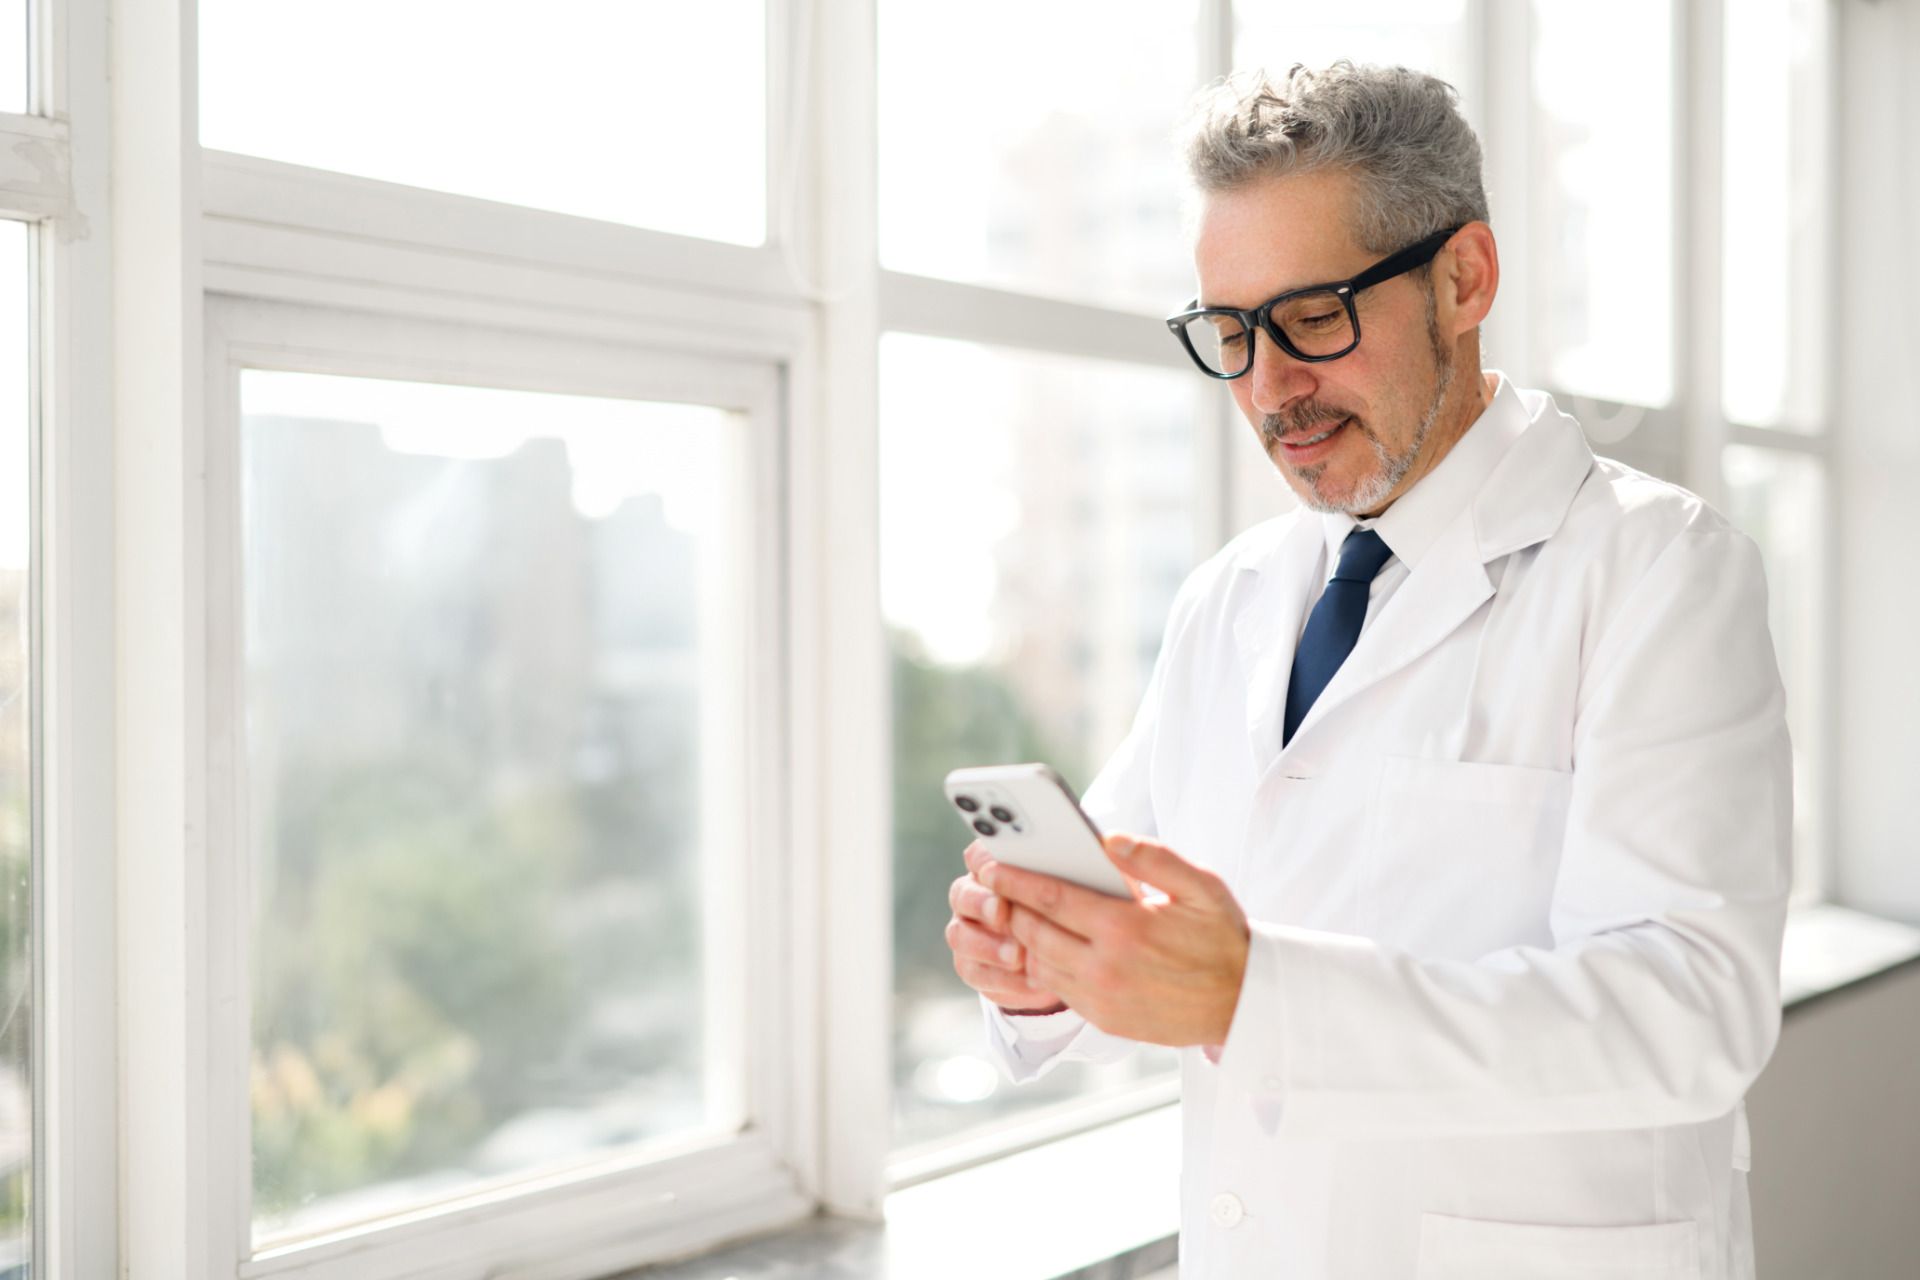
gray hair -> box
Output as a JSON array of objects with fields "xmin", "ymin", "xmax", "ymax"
[{"xmin": 1181, "ymin": 61, "xmax": 1489, "ymax": 256}]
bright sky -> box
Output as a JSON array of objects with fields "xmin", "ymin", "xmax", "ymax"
[
  {"xmin": 239, "ymin": 370, "xmax": 737, "ymax": 541},
  {"xmin": 1528, "ymin": 0, "xmax": 1675, "ymax": 406},
  {"xmin": 877, "ymin": 334, "xmax": 1023, "ymax": 667},
  {"xmin": 198, "ymin": 0, "xmax": 766, "ymax": 244},
  {"xmin": 875, "ymin": 0, "xmax": 1200, "ymax": 297}
]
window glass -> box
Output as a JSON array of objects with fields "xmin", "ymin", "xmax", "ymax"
[
  {"xmin": 1722, "ymin": 0, "xmax": 1828, "ymax": 432},
  {"xmin": 199, "ymin": 0, "xmax": 766, "ymax": 244},
  {"xmin": 882, "ymin": 333, "xmax": 1202, "ymax": 1155},
  {"xmin": 1722, "ymin": 445, "xmax": 1826, "ymax": 902},
  {"xmin": 878, "ymin": 1, "xmax": 1202, "ymax": 313},
  {"xmin": 0, "ymin": 218, "xmax": 32, "ymax": 1271},
  {"xmin": 1529, "ymin": 0, "xmax": 1675, "ymax": 407},
  {"xmin": 239, "ymin": 371, "xmax": 752, "ymax": 1243}
]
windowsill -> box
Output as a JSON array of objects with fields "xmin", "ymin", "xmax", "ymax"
[
  {"xmin": 614, "ymin": 1106, "xmax": 1181, "ymax": 1280},
  {"xmin": 1778, "ymin": 901, "xmax": 1920, "ymax": 1011},
  {"xmin": 620, "ymin": 903, "xmax": 1920, "ymax": 1280}
]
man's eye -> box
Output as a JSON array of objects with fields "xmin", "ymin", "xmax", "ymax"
[
  {"xmin": 1296, "ymin": 312, "xmax": 1341, "ymax": 329},
  {"xmin": 1219, "ymin": 331, "xmax": 1247, "ymax": 348}
]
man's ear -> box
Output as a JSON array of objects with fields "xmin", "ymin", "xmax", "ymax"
[{"xmin": 1438, "ymin": 221, "xmax": 1498, "ymax": 337}]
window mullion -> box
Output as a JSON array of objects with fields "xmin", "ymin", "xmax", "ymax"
[
  {"xmin": 1680, "ymin": 0, "xmax": 1728, "ymax": 508},
  {"xmin": 36, "ymin": 0, "xmax": 120, "ymax": 1273},
  {"xmin": 878, "ymin": 271, "xmax": 1189, "ymax": 371},
  {"xmin": 109, "ymin": 0, "xmax": 222, "ymax": 1273},
  {"xmin": 1475, "ymin": 0, "xmax": 1532, "ymax": 389},
  {"xmin": 801, "ymin": 0, "xmax": 891, "ymax": 1219},
  {"xmin": 1200, "ymin": 0, "xmax": 1232, "ymax": 83}
]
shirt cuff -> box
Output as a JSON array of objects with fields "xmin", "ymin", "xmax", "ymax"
[{"xmin": 998, "ymin": 1004, "xmax": 1082, "ymax": 1042}]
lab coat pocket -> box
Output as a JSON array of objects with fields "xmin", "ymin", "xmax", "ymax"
[
  {"xmin": 1414, "ymin": 1213, "xmax": 1700, "ymax": 1279},
  {"xmin": 1362, "ymin": 756, "xmax": 1574, "ymax": 957}
]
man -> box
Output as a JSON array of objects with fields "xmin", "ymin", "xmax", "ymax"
[{"xmin": 944, "ymin": 62, "xmax": 1789, "ymax": 1279}]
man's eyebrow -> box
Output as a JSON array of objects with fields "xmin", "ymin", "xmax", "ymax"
[{"xmin": 1197, "ymin": 273, "xmax": 1330, "ymax": 311}]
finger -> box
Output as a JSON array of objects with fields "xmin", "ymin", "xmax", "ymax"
[
  {"xmin": 1005, "ymin": 901, "xmax": 1088, "ymax": 983},
  {"xmin": 960, "ymin": 959, "xmax": 1060, "ymax": 1009},
  {"xmin": 1103, "ymin": 832, "xmax": 1226, "ymax": 905},
  {"xmin": 946, "ymin": 914, "xmax": 1025, "ymax": 969},
  {"xmin": 950, "ymin": 874, "xmax": 1012, "ymax": 933},
  {"xmin": 963, "ymin": 840, "xmax": 989, "ymax": 876},
  {"xmin": 977, "ymin": 858, "xmax": 1119, "ymax": 938}
]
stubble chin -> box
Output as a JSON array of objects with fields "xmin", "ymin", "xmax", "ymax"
[{"xmin": 1277, "ymin": 428, "xmax": 1398, "ymax": 515}]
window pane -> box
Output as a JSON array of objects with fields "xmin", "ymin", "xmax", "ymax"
[
  {"xmin": 878, "ymin": 1, "xmax": 1202, "ymax": 313},
  {"xmin": 1529, "ymin": 0, "xmax": 1675, "ymax": 407},
  {"xmin": 0, "ymin": 0, "xmax": 23, "ymax": 112},
  {"xmin": 1232, "ymin": 0, "xmax": 1478, "ymax": 127},
  {"xmin": 1722, "ymin": 0, "xmax": 1829, "ymax": 432},
  {"xmin": 882, "ymin": 334, "xmax": 1202, "ymax": 1155},
  {"xmin": 199, "ymin": 1, "xmax": 766, "ymax": 244},
  {"xmin": 0, "ymin": 219, "xmax": 32, "ymax": 1270},
  {"xmin": 240, "ymin": 371, "xmax": 752, "ymax": 1243},
  {"xmin": 1721, "ymin": 446, "xmax": 1825, "ymax": 903}
]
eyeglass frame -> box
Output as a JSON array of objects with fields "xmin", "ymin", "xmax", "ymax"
[{"xmin": 1165, "ymin": 224, "xmax": 1465, "ymax": 379}]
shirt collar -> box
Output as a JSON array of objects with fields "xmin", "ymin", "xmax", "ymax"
[{"xmin": 1318, "ymin": 369, "xmax": 1530, "ymax": 573}]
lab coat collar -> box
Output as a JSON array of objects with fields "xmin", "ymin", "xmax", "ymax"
[
  {"xmin": 1316, "ymin": 369, "xmax": 1532, "ymax": 573},
  {"xmin": 1229, "ymin": 370, "xmax": 1596, "ymax": 776}
]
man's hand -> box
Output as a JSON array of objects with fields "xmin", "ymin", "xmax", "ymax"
[
  {"xmin": 946, "ymin": 841, "xmax": 1069, "ymax": 1015},
  {"xmin": 981, "ymin": 833, "xmax": 1251, "ymax": 1047}
]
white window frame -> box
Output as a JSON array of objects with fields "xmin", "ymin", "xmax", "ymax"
[
  {"xmin": 199, "ymin": 298, "xmax": 805, "ymax": 1279},
  {"xmin": 107, "ymin": 0, "xmax": 893, "ymax": 1272},
  {"xmin": 42, "ymin": 0, "xmax": 1847, "ymax": 1276},
  {"xmin": 4, "ymin": 0, "xmax": 120, "ymax": 1276},
  {"xmin": 1673, "ymin": 0, "xmax": 1838, "ymax": 907}
]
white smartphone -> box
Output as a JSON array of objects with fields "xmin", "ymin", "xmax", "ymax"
[{"xmin": 943, "ymin": 763, "xmax": 1135, "ymax": 899}]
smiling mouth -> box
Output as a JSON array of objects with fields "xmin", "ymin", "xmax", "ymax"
[{"xmin": 1275, "ymin": 416, "xmax": 1352, "ymax": 447}]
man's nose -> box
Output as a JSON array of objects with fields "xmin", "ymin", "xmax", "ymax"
[{"xmin": 1246, "ymin": 327, "xmax": 1317, "ymax": 416}]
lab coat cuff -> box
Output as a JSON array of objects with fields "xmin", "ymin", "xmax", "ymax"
[{"xmin": 1212, "ymin": 920, "xmax": 1326, "ymax": 1136}]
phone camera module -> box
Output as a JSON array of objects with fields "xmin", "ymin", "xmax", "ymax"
[
  {"xmin": 971, "ymin": 818, "xmax": 996, "ymax": 837},
  {"xmin": 989, "ymin": 806, "xmax": 1015, "ymax": 823},
  {"xmin": 954, "ymin": 795, "xmax": 980, "ymax": 813}
]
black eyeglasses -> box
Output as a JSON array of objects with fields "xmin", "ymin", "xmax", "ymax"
[{"xmin": 1166, "ymin": 225, "xmax": 1462, "ymax": 379}]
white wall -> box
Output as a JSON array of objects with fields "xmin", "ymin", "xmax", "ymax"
[
  {"xmin": 1835, "ymin": 0, "xmax": 1920, "ymax": 919},
  {"xmin": 1748, "ymin": 965, "xmax": 1920, "ymax": 1278}
]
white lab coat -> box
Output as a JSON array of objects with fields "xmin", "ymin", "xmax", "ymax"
[{"xmin": 982, "ymin": 373, "xmax": 1791, "ymax": 1279}]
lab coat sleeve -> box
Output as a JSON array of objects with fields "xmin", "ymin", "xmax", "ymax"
[
  {"xmin": 980, "ymin": 552, "xmax": 1211, "ymax": 1084},
  {"xmin": 1214, "ymin": 526, "xmax": 1793, "ymax": 1139}
]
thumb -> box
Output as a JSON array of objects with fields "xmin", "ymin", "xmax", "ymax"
[{"xmin": 1103, "ymin": 833, "xmax": 1222, "ymax": 905}]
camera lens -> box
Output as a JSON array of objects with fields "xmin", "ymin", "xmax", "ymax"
[
  {"xmin": 971, "ymin": 818, "xmax": 996, "ymax": 837},
  {"xmin": 954, "ymin": 795, "xmax": 980, "ymax": 813},
  {"xmin": 989, "ymin": 806, "xmax": 1015, "ymax": 823}
]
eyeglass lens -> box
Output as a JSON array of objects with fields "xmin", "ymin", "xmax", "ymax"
[{"xmin": 1178, "ymin": 288, "xmax": 1354, "ymax": 375}]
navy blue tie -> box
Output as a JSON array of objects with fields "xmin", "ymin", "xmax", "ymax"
[{"xmin": 1283, "ymin": 526, "xmax": 1394, "ymax": 747}]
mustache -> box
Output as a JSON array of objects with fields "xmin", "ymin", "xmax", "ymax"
[{"xmin": 1261, "ymin": 404, "xmax": 1355, "ymax": 442}]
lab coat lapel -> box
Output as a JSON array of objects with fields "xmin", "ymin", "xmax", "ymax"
[
  {"xmin": 1282, "ymin": 515, "xmax": 1494, "ymax": 752},
  {"xmin": 1243, "ymin": 408, "xmax": 1597, "ymax": 772}
]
